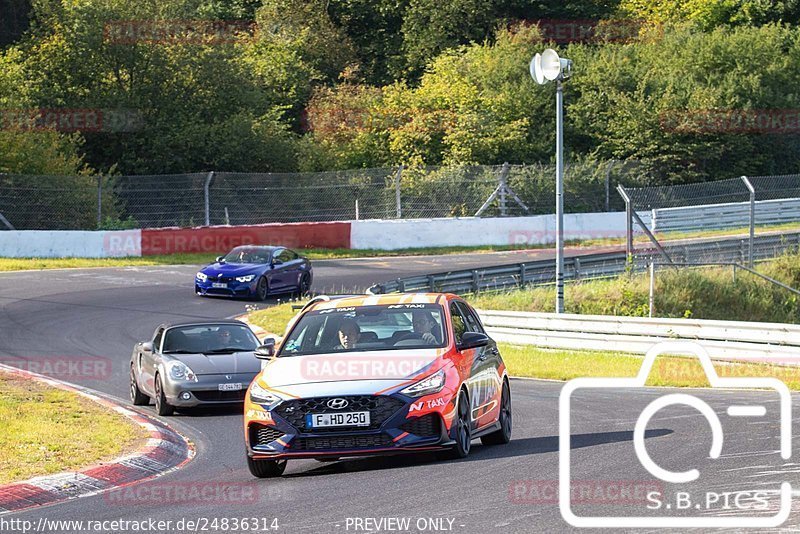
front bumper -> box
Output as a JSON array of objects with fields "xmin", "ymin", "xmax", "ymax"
[
  {"xmin": 195, "ymin": 279, "xmax": 257, "ymax": 298},
  {"xmin": 164, "ymin": 373, "xmax": 257, "ymax": 407},
  {"xmin": 245, "ymin": 393, "xmax": 455, "ymax": 459}
]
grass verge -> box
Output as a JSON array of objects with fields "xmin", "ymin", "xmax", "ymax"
[
  {"xmin": 0, "ymin": 373, "xmax": 148, "ymax": 484},
  {"xmin": 245, "ymin": 303, "xmax": 800, "ymax": 390},
  {"xmin": 470, "ymin": 251, "xmax": 800, "ymax": 323}
]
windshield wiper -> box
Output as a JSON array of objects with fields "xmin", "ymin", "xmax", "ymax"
[
  {"xmin": 162, "ymin": 349, "xmax": 196, "ymax": 354},
  {"xmin": 203, "ymin": 347, "xmax": 250, "ymax": 354}
]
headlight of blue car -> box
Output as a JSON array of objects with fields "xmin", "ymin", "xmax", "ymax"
[
  {"xmin": 196, "ymin": 272, "xmax": 208, "ymax": 282},
  {"xmin": 236, "ymin": 274, "xmax": 256, "ymax": 283}
]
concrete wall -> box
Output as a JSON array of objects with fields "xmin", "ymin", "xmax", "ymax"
[
  {"xmin": 350, "ymin": 212, "xmax": 634, "ymax": 250},
  {"xmin": 0, "ymin": 230, "xmax": 141, "ymax": 258}
]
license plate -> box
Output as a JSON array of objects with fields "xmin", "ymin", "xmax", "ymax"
[
  {"xmin": 212, "ymin": 282, "xmax": 227, "ymax": 288},
  {"xmin": 307, "ymin": 411, "xmax": 370, "ymax": 428},
  {"xmin": 218, "ymin": 382, "xmax": 242, "ymax": 391}
]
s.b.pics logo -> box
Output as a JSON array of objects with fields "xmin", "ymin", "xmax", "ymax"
[{"xmin": 559, "ymin": 342, "xmax": 792, "ymax": 528}]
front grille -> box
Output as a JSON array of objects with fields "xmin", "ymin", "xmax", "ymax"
[
  {"xmin": 275, "ymin": 395, "xmax": 405, "ymax": 433},
  {"xmin": 293, "ymin": 434, "xmax": 393, "ymax": 451},
  {"xmin": 400, "ymin": 414, "xmax": 441, "ymax": 437},
  {"xmin": 250, "ymin": 424, "xmax": 284, "ymax": 446},
  {"xmin": 193, "ymin": 390, "xmax": 247, "ymax": 402}
]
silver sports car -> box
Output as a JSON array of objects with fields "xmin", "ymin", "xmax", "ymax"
[{"xmin": 129, "ymin": 320, "xmax": 268, "ymax": 415}]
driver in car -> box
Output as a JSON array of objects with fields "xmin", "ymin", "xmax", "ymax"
[
  {"xmin": 412, "ymin": 310, "xmax": 441, "ymax": 344},
  {"xmin": 336, "ymin": 318, "xmax": 361, "ymax": 350}
]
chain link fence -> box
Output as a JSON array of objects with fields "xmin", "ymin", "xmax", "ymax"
[{"xmin": 0, "ymin": 161, "xmax": 647, "ymax": 230}]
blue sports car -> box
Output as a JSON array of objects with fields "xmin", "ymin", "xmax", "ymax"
[{"xmin": 195, "ymin": 246, "xmax": 313, "ymax": 300}]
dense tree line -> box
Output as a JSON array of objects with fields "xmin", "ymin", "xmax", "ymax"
[{"xmin": 1, "ymin": 0, "xmax": 800, "ymax": 185}]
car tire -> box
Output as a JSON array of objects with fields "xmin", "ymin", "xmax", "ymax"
[
  {"xmin": 130, "ymin": 364, "xmax": 149, "ymax": 406},
  {"xmin": 481, "ymin": 380, "xmax": 512, "ymax": 445},
  {"xmin": 154, "ymin": 374, "xmax": 174, "ymax": 416},
  {"xmin": 247, "ymin": 455, "xmax": 287, "ymax": 478},
  {"xmin": 255, "ymin": 277, "xmax": 269, "ymax": 301},
  {"xmin": 446, "ymin": 389, "xmax": 472, "ymax": 459},
  {"xmin": 298, "ymin": 273, "xmax": 311, "ymax": 297}
]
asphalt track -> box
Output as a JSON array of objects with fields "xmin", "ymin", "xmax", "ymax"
[{"xmin": 1, "ymin": 250, "xmax": 799, "ymax": 534}]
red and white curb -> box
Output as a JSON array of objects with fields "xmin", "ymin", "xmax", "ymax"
[{"xmin": 0, "ymin": 364, "xmax": 194, "ymax": 515}]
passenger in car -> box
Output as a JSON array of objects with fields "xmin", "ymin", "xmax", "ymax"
[{"xmin": 411, "ymin": 310, "xmax": 441, "ymax": 344}]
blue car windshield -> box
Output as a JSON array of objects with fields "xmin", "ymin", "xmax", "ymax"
[{"xmin": 223, "ymin": 247, "xmax": 271, "ymax": 264}]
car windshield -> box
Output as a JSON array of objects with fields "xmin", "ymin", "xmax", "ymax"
[
  {"xmin": 278, "ymin": 303, "xmax": 447, "ymax": 356},
  {"xmin": 222, "ymin": 247, "xmax": 271, "ymax": 264},
  {"xmin": 162, "ymin": 324, "xmax": 259, "ymax": 354}
]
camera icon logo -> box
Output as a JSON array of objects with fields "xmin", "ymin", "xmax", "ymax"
[{"xmin": 559, "ymin": 341, "xmax": 792, "ymax": 528}]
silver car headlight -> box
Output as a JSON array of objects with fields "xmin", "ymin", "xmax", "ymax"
[
  {"xmin": 167, "ymin": 361, "xmax": 197, "ymax": 382},
  {"xmin": 400, "ymin": 369, "xmax": 446, "ymax": 397},
  {"xmin": 236, "ymin": 274, "xmax": 256, "ymax": 283},
  {"xmin": 249, "ymin": 381, "xmax": 281, "ymax": 407},
  {"xmin": 196, "ymin": 272, "xmax": 208, "ymax": 282}
]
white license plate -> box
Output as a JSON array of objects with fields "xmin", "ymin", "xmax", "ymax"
[
  {"xmin": 308, "ymin": 411, "xmax": 370, "ymax": 428},
  {"xmin": 212, "ymin": 282, "xmax": 227, "ymax": 288},
  {"xmin": 218, "ymin": 382, "xmax": 242, "ymax": 391}
]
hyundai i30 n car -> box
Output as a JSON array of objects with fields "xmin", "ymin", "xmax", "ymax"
[
  {"xmin": 130, "ymin": 320, "xmax": 266, "ymax": 415},
  {"xmin": 243, "ymin": 293, "xmax": 512, "ymax": 477},
  {"xmin": 195, "ymin": 245, "xmax": 313, "ymax": 300}
]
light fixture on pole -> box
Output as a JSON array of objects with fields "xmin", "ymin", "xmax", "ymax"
[{"xmin": 530, "ymin": 48, "xmax": 572, "ymax": 314}]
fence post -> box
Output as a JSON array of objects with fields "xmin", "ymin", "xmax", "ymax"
[
  {"xmin": 394, "ymin": 165, "xmax": 403, "ymax": 219},
  {"xmin": 741, "ymin": 175, "xmax": 755, "ymax": 268},
  {"xmin": 574, "ymin": 257, "xmax": 581, "ymax": 281},
  {"xmin": 355, "ymin": 198, "xmax": 360, "ymax": 220},
  {"xmin": 96, "ymin": 175, "xmax": 102, "ymax": 228},
  {"xmin": 498, "ymin": 162, "xmax": 510, "ymax": 217},
  {"xmin": 472, "ymin": 270, "xmax": 480, "ymax": 294},
  {"xmin": 617, "ymin": 184, "xmax": 634, "ymax": 266},
  {"xmin": 204, "ymin": 171, "xmax": 215, "ymax": 226},
  {"xmin": 519, "ymin": 263, "xmax": 527, "ymax": 287},
  {"xmin": 605, "ymin": 159, "xmax": 616, "ymax": 212},
  {"xmin": 648, "ymin": 262, "xmax": 655, "ymax": 317}
]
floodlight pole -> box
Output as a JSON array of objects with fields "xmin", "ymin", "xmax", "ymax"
[{"xmin": 555, "ymin": 80, "xmax": 565, "ymax": 314}]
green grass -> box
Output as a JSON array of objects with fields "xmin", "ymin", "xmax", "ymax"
[
  {"xmin": 247, "ymin": 301, "xmax": 301, "ymax": 336},
  {"xmin": 501, "ymin": 344, "xmax": 800, "ymax": 390},
  {"xmin": 470, "ymin": 251, "xmax": 800, "ymax": 323},
  {"xmin": 0, "ymin": 373, "xmax": 147, "ymax": 484}
]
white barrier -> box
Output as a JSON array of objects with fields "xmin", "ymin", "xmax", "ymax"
[
  {"xmin": 478, "ymin": 309, "xmax": 800, "ymax": 365},
  {"xmin": 350, "ymin": 212, "xmax": 647, "ymax": 250},
  {"xmin": 0, "ymin": 230, "xmax": 141, "ymax": 258},
  {"xmin": 652, "ymin": 197, "xmax": 800, "ymax": 233}
]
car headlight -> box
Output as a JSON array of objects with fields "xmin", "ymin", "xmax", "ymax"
[
  {"xmin": 167, "ymin": 361, "xmax": 197, "ymax": 382},
  {"xmin": 236, "ymin": 274, "xmax": 256, "ymax": 283},
  {"xmin": 249, "ymin": 381, "xmax": 281, "ymax": 407},
  {"xmin": 196, "ymin": 272, "xmax": 208, "ymax": 282},
  {"xmin": 400, "ymin": 369, "xmax": 446, "ymax": 397}
]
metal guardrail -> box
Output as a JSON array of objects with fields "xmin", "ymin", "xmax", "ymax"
[
  {"xmin": 478, "ymin": 310, "xmax": 800, "ymax": 364},
  {"xmin": 368, "ymin": 231, "xmax": 800, "ymax": 295},
  {"xmin": 652, "ymin": 198, "xmax": 800, "ymax": 233}
]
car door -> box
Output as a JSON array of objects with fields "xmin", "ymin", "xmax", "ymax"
[
  {"xmin": 139, "ymin": 326, "xmax": 164, "ymax": 395},
  {"xmin": 453, "ymin": 300, "xmax": 501, "ymax": 431},
  {"xmin": 281, "ymin": 249, "xmax": 304, "ymax": 288},
  {"xmin": 269, "ymin": 248, "xmax": 290, "ymax": 290}
]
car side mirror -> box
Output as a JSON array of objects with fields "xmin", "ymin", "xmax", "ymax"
[
  {"xmin": 458, "ymin": 332, "xmax": 490, "ymax": 351},
  {"xmin": 255, "ymin": 338, "xmax": 276, "ymax": 360},
  {"xmin": 141, "ymin": 341, "xmax": 154, "ymax": 353},
  {"xmin": 216, "ymin": 256, "xmax": 225, "ymax": 263}
]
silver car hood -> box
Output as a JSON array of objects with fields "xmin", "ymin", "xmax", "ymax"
[
  {"xmin": 174, "ymin": 351, "xmax": 261, "ymax": 375},
  {"xmin": 261, "ymin": 348, "xmax": 442, "ymax": 394}
]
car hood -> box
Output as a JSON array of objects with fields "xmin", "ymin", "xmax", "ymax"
[
  {"xmin": 259, "ymin": 348, "xmax": 442, "ymax": 394},
  {"xmin": 172, "ymin": 351, "xmax": 262, "ymax": 375},
  {"xmin": 200, "ymin": 263, "xmax": 264, "ymax": 277}
]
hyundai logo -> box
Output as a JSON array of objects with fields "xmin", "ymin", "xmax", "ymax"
[{"xmin": 327, "ymin": 398, "xmax": 349, "ymax": 410}]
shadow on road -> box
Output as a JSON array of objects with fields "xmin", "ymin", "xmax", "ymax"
[{"xmin": 283, "ymin": 428, "xmax": 673, "ymax": 478}]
